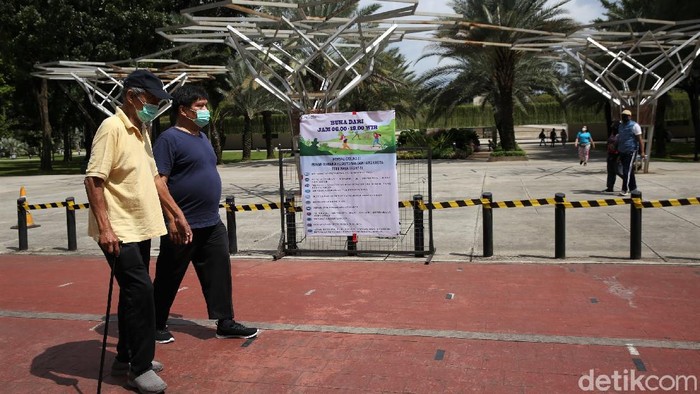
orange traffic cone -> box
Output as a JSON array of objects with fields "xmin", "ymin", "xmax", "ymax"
[{"xmin": 12, "ymin": 186, "xmax": 40, "ymax": 229}]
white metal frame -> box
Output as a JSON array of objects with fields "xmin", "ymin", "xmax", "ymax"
[
  {"xmin": 33, "ymin": 52, "xmax": 227, "ymax": 118},
  {"xmin": 515, "ymin": 18, "xmax": 700, "ymax": 172}
]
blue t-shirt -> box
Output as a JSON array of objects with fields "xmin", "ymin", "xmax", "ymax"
[
  {"xmin": 577, "ymin": 131, "xmax": 592, "ymax": 145},
  {"xmin": 153, "ymin": 127, "xmax": 222, "ymax": 229}
]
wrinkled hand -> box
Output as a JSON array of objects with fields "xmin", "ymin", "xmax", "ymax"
[
  {"xmin": 168, "ymin": 217, "xmax": 192, "ymax": 245},
  {"xmin": 98, "ymin": 228, "xmax": 121, "ymax": 257}
]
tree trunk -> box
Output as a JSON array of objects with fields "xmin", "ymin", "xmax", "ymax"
[
  {"xmin": 653, "ymin": 94, "xmax": 668, "ymax": 157},
  {"xmin": 82, "ymin": 96, "xmax": 97, "ymax": 163},
  {"xmin": 495, "ymin": 50, "xmax": 516, "ymax": 151},
  {"xmin": 262, "ymin": 110, "xmax": 275, "ymax": 159},
  {"xmin": 604, "ymin": 101, "xmax": 613, "ymax": 137},
  {"xmin": 209, "ymin": 120, "xmax": 223, "ymax": 164},
  {"xmin": 35, "ymin": 79, "xmax": 53, "ymax": 171},
  {"xmin": 63, "ymin": 127, "xmax": 72, "ymax": 162},
  {"xmin": 496, "ymin": 90, "xmax": 515, "ymax": 150},
  {"xmin": 242, "ymin": 114, "xmax": 252, "ymax": 161}
]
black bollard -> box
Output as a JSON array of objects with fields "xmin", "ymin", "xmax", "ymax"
[
  {"xmin": 413, "ymin": 194, "xmax": 425, "ymax": 257},
  {"xmin": 555, "ymin": 193, "xmax": 566, "ymax": 259},
  {"xmin": 482, "ymin": 192, "xmax": 493, "ymax": 257},
  {"xmin": 226, "ymin": 196, "xmax": 238, "ymax": 254},
  {"xmin": 347, "ymin": 234, "xmax": 357, "ymax": 256},
  {"xmin": 630, "ymin": 190, "xmax": 642, "ymax": 259},
  {"xmin": 17, "ymin": 197, "xmax": 28, "ymax": 250},
  {"xmin": 285, "ymin": 194, "xmax": 297, "ymax": 251},
  {"xmin": 66, "ymin": 197, "xmax": 77, "ymax": 251}
]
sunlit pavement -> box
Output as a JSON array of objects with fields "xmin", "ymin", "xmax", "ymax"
[{"xmin": 1, "ymin": 254, "xmax": 698, "ymax": 393}]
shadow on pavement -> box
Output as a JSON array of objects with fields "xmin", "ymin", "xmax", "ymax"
[{"xmin": 30, "ymin": 339, "xmax": 123, "ymax": 393}]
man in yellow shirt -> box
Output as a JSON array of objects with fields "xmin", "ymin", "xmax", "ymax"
[{"xmin": 85, "ymin": 69, "xmax": 191, "ymax": 394}]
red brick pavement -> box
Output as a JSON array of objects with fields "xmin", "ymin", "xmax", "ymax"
[{"xmin": 1, "ymin": 255, "xmax": 698, "ymax": 393}]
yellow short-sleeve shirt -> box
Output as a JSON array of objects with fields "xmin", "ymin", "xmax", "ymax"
[{"xmin": 86, "ymin": 108, "xmax": 167, "ymax": 243}]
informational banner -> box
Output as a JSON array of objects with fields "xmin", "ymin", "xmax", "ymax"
[{"xmin": 299, "ymin": 110, "xmax": 399, "ymax": 237}]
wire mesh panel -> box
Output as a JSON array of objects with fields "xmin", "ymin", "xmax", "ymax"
[{"xmin": 277, "ymin": 148, "xmax": 433, "ymax": 258}]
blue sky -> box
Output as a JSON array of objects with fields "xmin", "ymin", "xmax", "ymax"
[{"xmin": 375, "ymin": 0, "xmax": 607, "ymax": 75}]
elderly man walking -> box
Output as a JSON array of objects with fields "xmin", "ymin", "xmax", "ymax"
[{"xmin": 85, "ymin": 69, "xmax": 191, "ymax": 394}]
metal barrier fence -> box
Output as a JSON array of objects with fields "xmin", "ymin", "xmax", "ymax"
[
  {"xmin": 13, "ymin": 187, "xmax": 700, "ymax": 260},
  {"xmin": 275, "ymin": 148, "xmax": 435, "ymax": 259}
]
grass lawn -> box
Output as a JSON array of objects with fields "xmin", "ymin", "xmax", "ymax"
[
  {"xmin": 0, "ymin": 151, "xmax": 278, "ymax": 176},
  {"xmin": 0, "ymin": 155, "xmax": 86, "ymax": 176},
  {"xmin": 220, "ymin": 150, "xmax": 277, "ymax": 163},
  {"xmin": 652, "ymin": 141, "xmax": 699, "ymax": 161}
]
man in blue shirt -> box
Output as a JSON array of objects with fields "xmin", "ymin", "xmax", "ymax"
[
  {"xmin": 617, "ymin": 109, "xmax": 646, "ymax": 196},
  {"xmin": 152, "ymin": 85, "xmax": 259, "ymax": 343}
]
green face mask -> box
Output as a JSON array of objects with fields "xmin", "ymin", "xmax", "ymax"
[
  {"xmin": 135, "ymin": 95, "xmax": 159, "ymax": 123},
  {"xmin": 192, "ymin": 109, "xmax": 210, "ymax": 127}
]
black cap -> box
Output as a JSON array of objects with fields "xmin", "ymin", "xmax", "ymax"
[{"xmin": 123, "ymin": 69, "xmax": 172, "ymax": 100}]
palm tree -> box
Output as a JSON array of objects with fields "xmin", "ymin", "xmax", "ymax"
[
  {"xmin": 562, "ymin": 59, "xmax": 613, "ymax": 135},
  {"xmin": 218, "ymin": 60, "xmax": 284, "ymax": 161},
  {"xmin": 340, "ymin": 47, "xmax": 417, "ymax": 119},
  {"xmin": 419, "ymin": 0, "xmax": 577, "ymax": 150}
]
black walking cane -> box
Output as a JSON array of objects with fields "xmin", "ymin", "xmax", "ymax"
[{"xmin": 97, "ymin": 252, "xmax": 117, "ymax": 394}]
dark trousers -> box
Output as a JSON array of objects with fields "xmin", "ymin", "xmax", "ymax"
[
  {"xmin": 104, "ymin": 240, "xmax": 155, "ymax": 375},
  {"xmin": 606, "ymin": 153, "xmax": 619, "ymax": 190},
  {"xmin": 619, "ymin": 151, "xmax": 638, "ymax": 193},
  {"xmin": 153, "ymin": 221, "xmax": 234, "ymax": 329}
]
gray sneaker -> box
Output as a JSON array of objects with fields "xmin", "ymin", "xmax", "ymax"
[
  {"xmin": 127, "ymin": 369, "xmax": 167, "ymax": 394},
  {"xmin": 111, "ymin": 359, "xmax": 163, "ymax": 376}
]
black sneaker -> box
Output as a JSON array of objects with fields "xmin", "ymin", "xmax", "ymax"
[
  {"xmin": 155, "ymin": 328, "xmax": 174, "ymax": 344},
  {"xmin": 215, "ymin": 320, "xmax": 259, "ymax": 339}
]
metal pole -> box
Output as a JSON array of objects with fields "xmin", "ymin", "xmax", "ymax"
[
  {"xmin": 482, "ymin": 192, "xmax": 493, "ymax": 257},
  {"xmin": 413, "ymin": 194, "xmax": 425, "ymax": 257},
  {"xmin": 278, "ymin": 146, "xmax": 286, "ymax": 252},
  {"xmin": 226, "ymin": 196, "xmax": 238, "ymax": 254},
  {"xmin": 17, "ymin": 197, "xmax": 28, "ymax": 250},
  {"xmin": 427, "ymin": 148, "xmax": 434, "ymax": 255},
  {"xmin": 630, "ymin": 190, "xmax": 643, "ymax": 259},
  {"xmin": 285, "ymin": 193, "xmax": 297, "ymax": 251},
  {"xmin": 555, "ymin": 193, "xmax": 566, "ymax": 259},
  {"xmin": 66, "ymin": 197, "xmax": 77, "ymax": 251}
]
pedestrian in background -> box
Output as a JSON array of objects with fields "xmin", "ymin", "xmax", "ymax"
[
  {"xmin": 575, "ymin": 126, "xmax": 595, "ymax": 166},
  {"xmin": 560, "ymin": 129, "xmax": 568, "ymax": 146},
  {"xmin": 617, "ymin": 109, "xmax": 646, "ymax": 196},
  {"xmin": 603, "ymin": 122, "xmax": 620, "ymax": 193},
  {"xmin": 538, "ymin": 129, "xmax": 546, "ymax": 146},
  {"xmin": 550, "ymin": 128, "xmax": 557, "ymax": 147}
]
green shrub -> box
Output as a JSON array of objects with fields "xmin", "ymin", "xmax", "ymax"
[{"xmin": 397, "ymin": 127, "xmax": 478, "ymax": 159}]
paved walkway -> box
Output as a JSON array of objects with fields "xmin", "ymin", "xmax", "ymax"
[
  {"xmin": 2, "ymin": 141, "xmax": 698, "ymax": 263},
  {"xmin": 1, "ymin": 255, "xmax": 699, "ymax": 393},
  {"xmin": 1, "ymin": 138, "xmax": 699, "ymax": 393}
]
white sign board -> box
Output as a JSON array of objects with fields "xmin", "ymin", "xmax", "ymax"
[{"xmin": 299, "ymin": 110, "xmax": 399, "ymax": 237}]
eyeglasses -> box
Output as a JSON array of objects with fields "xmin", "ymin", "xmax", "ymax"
[{"xmin": 134, "ymin": 93, "xmax": 169, "ymax": 108}]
